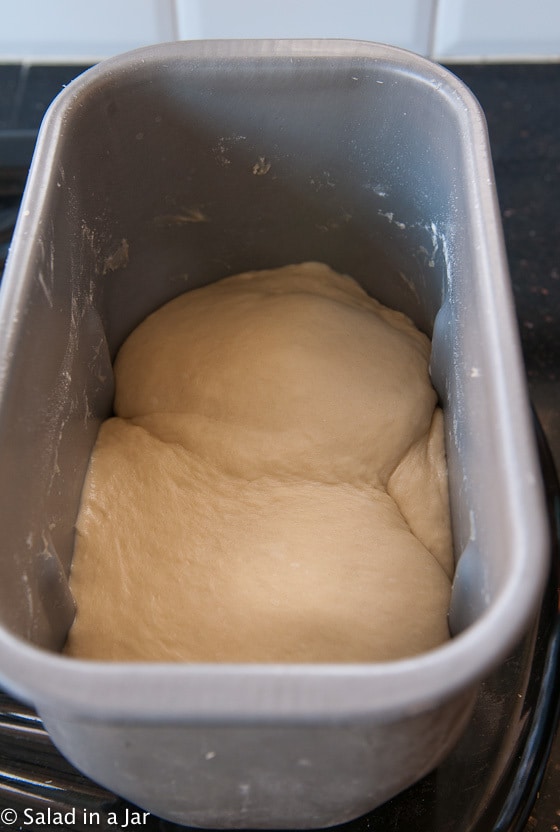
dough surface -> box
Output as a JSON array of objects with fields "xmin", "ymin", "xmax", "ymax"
[{"xmin": 65, "ymin": 262, "xmax": 453, "ymax": 662}]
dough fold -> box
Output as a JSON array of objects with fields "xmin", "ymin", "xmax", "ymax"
[{"xmin": 65, "ymin": 262, "xmax": 453, "ymax": 662}]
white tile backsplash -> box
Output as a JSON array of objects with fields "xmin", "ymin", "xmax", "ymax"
[
  {"xmin": 0, "ymin": 0, "xmax": 176, "ymax": 61},
  {"xmin": 433, "ymin": 0, "xmax": 560, "ymax": 61},
  {"xmin": 174, "ymin": 0, "xmax": 435, "ymax": 55},
  {"xmin": 0, "ymin": 0, "xmax": 558, "ymax": 63}
]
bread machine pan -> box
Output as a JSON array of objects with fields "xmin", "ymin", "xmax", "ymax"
[{"xmin": 0, "ymin": 40, "xmax": 549, "ymax": 828}]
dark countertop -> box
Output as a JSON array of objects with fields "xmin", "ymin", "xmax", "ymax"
[
  {"xmin": 0, "ymin": 60, "xmax": 559, "ymax": 831},
  {"xmin": 450, "ymin": 64, "xmax": 560, "ymax": 832},
  {"xmin": 451, "ymin": 66, "xmax": 560, "ymax": 476}
]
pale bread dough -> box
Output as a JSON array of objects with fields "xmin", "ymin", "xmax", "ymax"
[{"xmin": 65, "ymin": 262, "xmax": 453, "ymax": 662}]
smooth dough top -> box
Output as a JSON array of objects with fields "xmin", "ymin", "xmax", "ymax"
[{"xmin": 65, "ymin": 262, "xmax": 453, "ymax": 663}]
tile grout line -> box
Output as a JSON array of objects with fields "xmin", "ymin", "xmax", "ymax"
[
  {"xmin": 427, "ymin": 0, "xmax": 440, "ymax": 60},
  {"xmin": 168, "ymin": 0, "xmax": 181, "ymax": 41}
]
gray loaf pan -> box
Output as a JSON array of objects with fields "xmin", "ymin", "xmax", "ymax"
[{"xmin": 0, "ymin": 39, "xmax": 550, "ymax": 828}]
